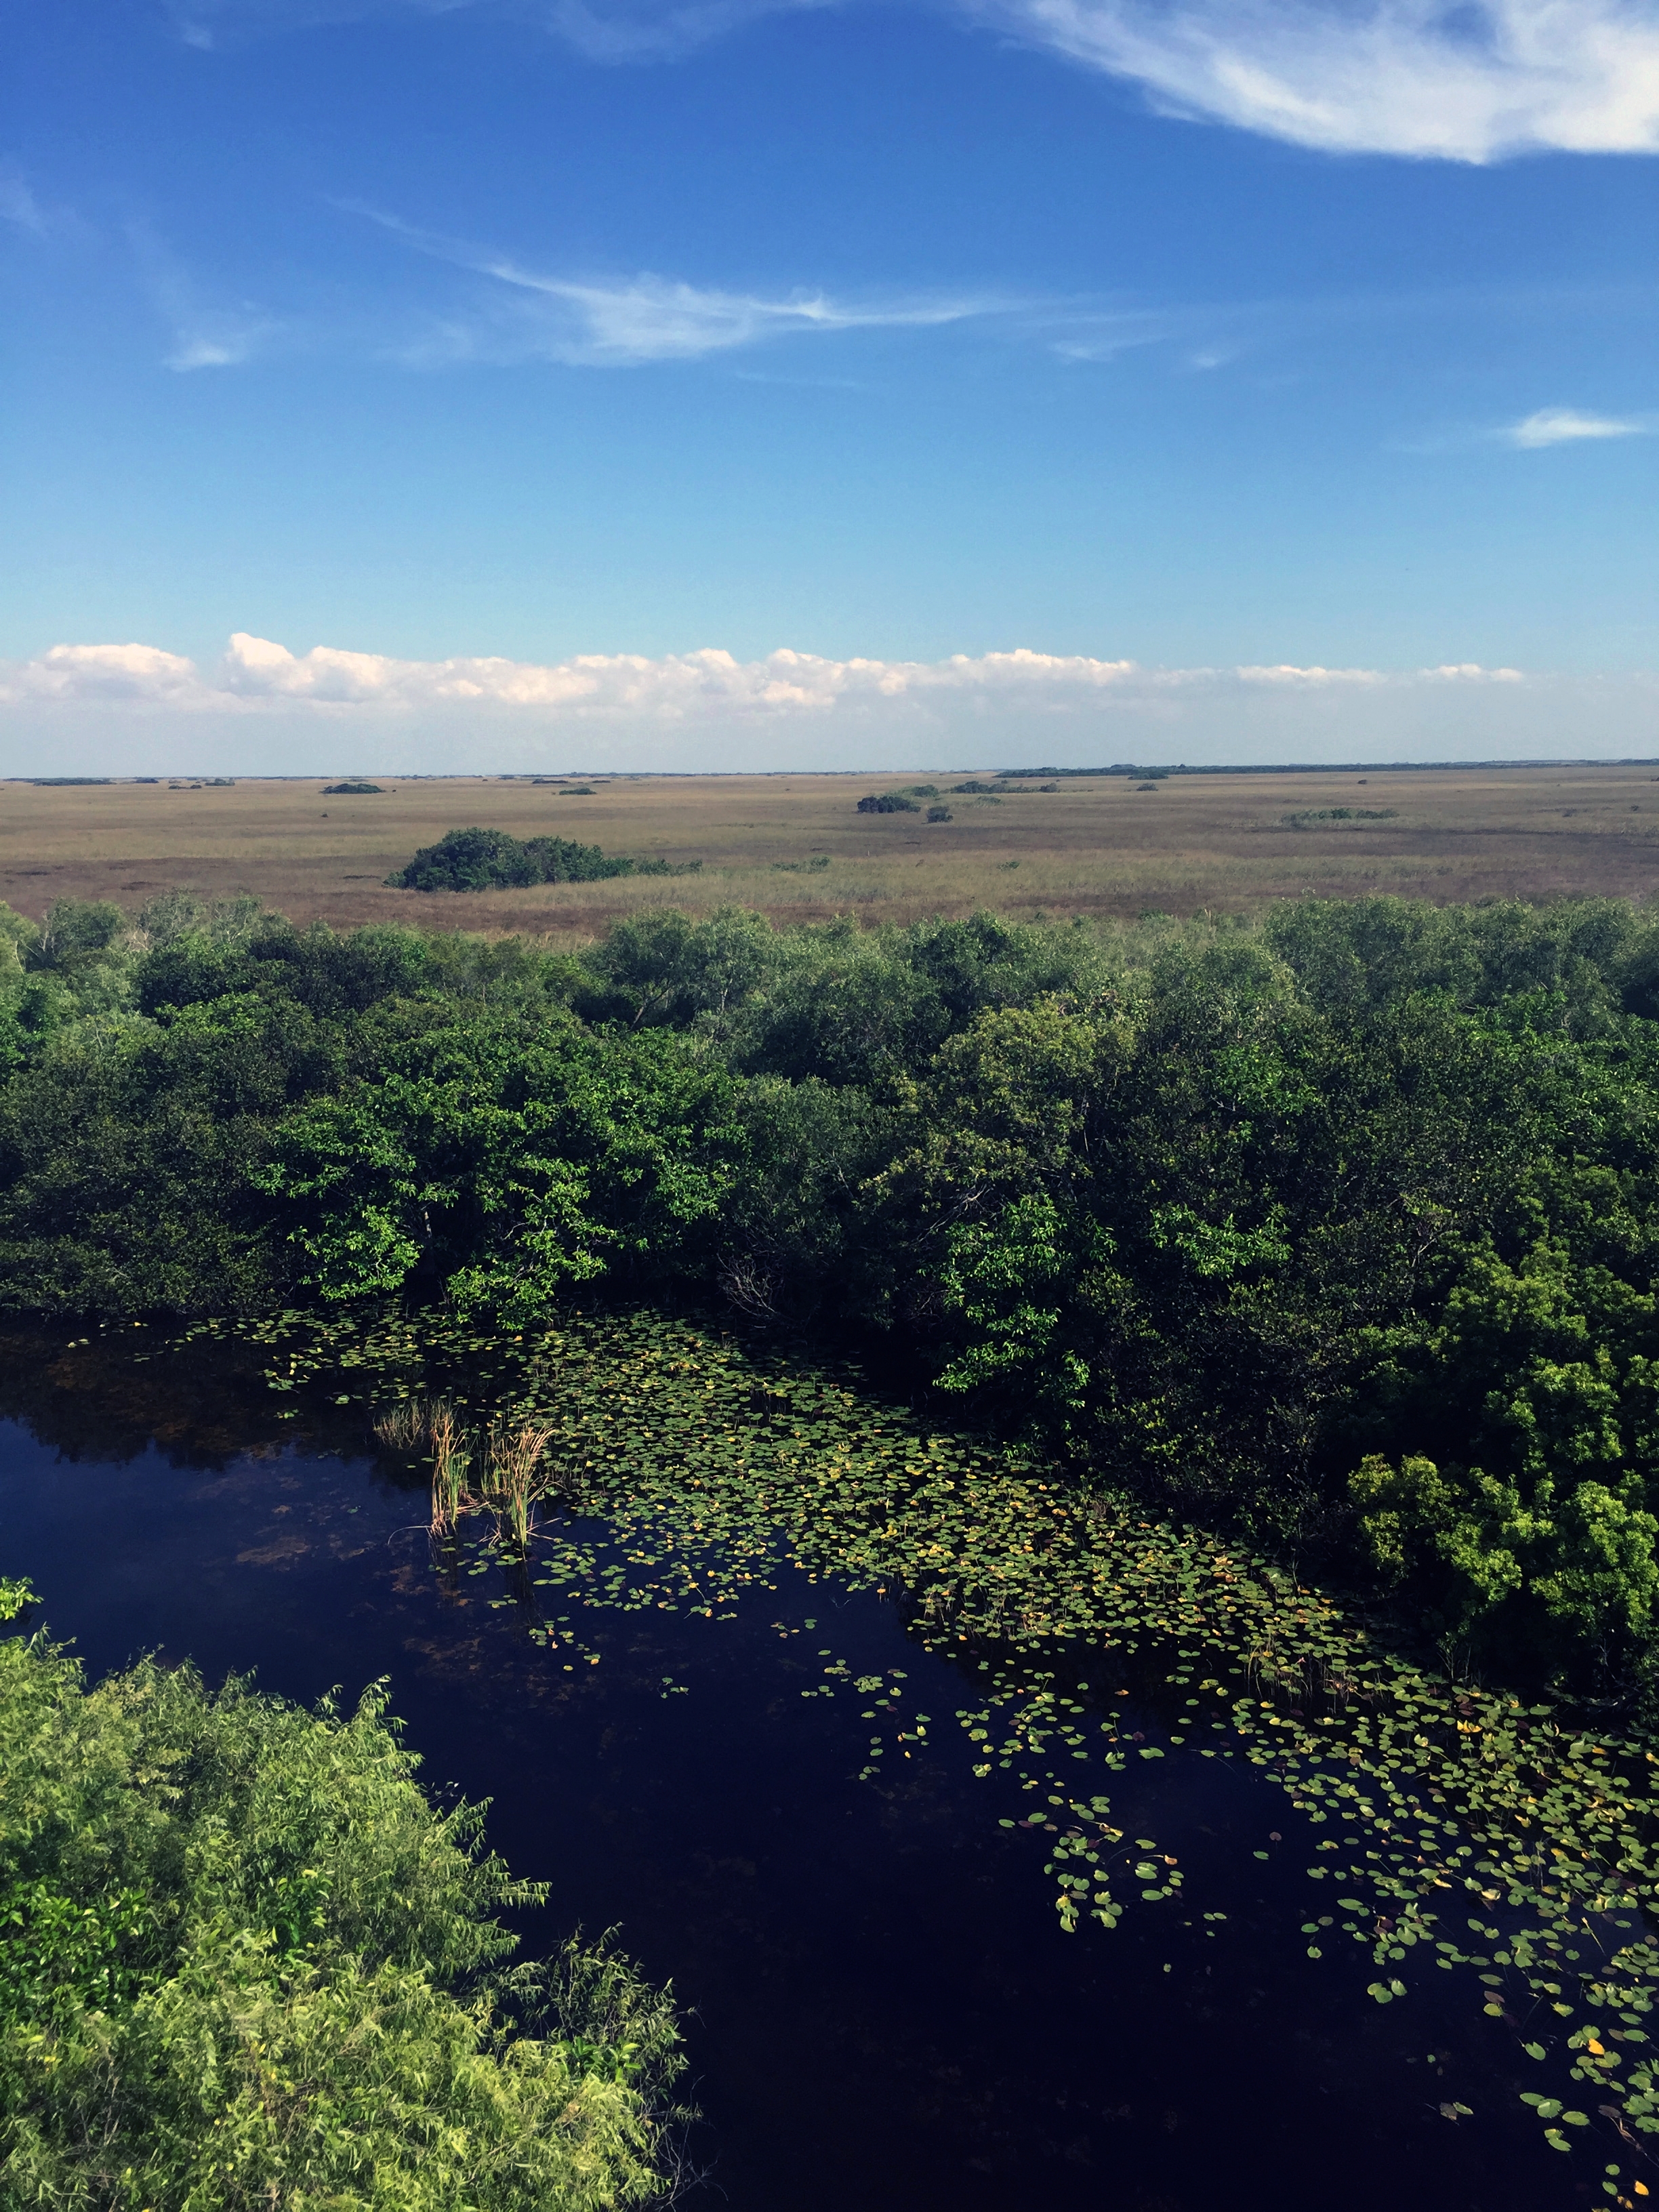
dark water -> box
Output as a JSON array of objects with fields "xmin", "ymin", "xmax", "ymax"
[{"xmin": 0, "ymin": 1338, "xmax": 1588, "ymax": 2212}]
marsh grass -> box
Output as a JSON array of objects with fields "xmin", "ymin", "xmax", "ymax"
[
  {"xmin": 8, "ymin": 764, "xmax": 1659, "ymax": 941},
  {"xmin": 381, "ymin": 1395, "xmax": 555, "ymax": 1555},
  {"xmin": 483, "ymin": 1418, "xmax": 560, "ymax": 1554},
  {"xmin": 372, "ymin": 1394, "xmax": 431, "ymax": 1451}
]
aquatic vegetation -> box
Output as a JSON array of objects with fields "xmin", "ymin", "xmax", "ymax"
[
  {"xmin": 483, "ymin": 1418, "xmax": 561, "ymax": 1554},
  {"xmin": 198, "ymin": 1300, "xmax": 1659, "ymax": 2177},
  {"xmin": 19, "ymin": 883, "xmax": 1659, "ymax": 1726}
]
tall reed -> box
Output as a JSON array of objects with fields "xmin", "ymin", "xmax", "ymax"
[
  {"xmin": 482, "ymin": 1421, "xmax": 558, "ymax": 1555},
  {"xmin": 428, "ymin": 1399, "xmax": 470, "ymax": 1536},
  {"xmin": 373, "ymin": 1396, "xmax": 430, "ymax": 1452},
  {"xmin": 375, "ymin": 1396, "xmax": 559, "ymax": 1556}
]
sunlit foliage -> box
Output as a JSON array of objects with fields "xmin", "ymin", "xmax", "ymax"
[{"xmin": 0, "ymin": 1584, "xmax": 684, "ymax": 2209}]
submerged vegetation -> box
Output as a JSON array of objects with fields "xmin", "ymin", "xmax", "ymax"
[{"xmin": 0, "ymin": 1572, "xmax": 687, "ymax": 2209}]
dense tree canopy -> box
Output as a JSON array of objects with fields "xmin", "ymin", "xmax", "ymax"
[{"xmin": 6, "ymin": 888, "xmax": 1659, "ymax": 1697}]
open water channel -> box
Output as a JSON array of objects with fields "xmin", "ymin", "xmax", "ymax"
[{"xmin": 0, "ymin": 1316, "xmax": 1626, "ymax": 2212}]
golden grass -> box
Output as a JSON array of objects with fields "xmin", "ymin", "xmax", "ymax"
[{"xmin": 5, "ymin": 762, "xmax": 1659, "ymax": 939}]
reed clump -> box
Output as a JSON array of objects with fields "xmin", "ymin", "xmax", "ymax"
[
  {"xmin": 377, "ymin": 1397, "xmax": 556, "ymax": 1553},
  {"xmin": 481, "ymin": 1419, "xmax": 559, "ymax": 1554}
]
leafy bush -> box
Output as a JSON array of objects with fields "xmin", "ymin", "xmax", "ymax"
[
  {"xmin": 1284, "ymin": 806, "xmax": 1397, "ymax": 826},
  {"xmin": 386, "ymin": 829, "xmax": 691, "ymax": 893},
  {"xmin": 0, "ymin": 1586, "xmax": 683, "ymax": 2209},
  {"xmin": 322, "ymin": 781, "xmax": 384, "ymax": 795},
  {"xmin": 854, "ymin": 794, "xmax": 920, "ymax": 814}
]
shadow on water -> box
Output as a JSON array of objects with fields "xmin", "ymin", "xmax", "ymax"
[{"xmin": 0, "ymin": 1328, "xmax": 1591, "ymax": 2212}]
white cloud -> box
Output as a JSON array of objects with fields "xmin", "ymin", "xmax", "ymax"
[
  {"xmin": 5, "ymin": 642, "xmax": 209, "ymax": 702},
  {"xmin": 3, "ymin": 634, "xmax": 1651, "ymax": 771},
  {"xmin": 213, "ymin": 636, "xmax": 1149, "ymax": 710},
  {"xmin": 352, "ymin": 209, "xmax": 1003, "ymax": 367},
  {"xmin": 972, "ymin": 0, "xmax": 1659, "ymax": 161},
  {"xmin": 0, "ymin": 631, "xmax": 1565, "ymax": 716},
  {"xmin": 1504, "ymin": 405, "xmax": 1647, "ymax": 447},
  {"xmin": 163, "ymin": 0, "xmax": 1659, "ymax": 161}
]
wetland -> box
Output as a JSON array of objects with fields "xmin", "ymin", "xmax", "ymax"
[
  {"xmin": 7, "ymin": 884, "xmax": 1659, "ymax": 2206},
  {"xmin": 2, "ymin": 1307, "xmax": 1654, "ymax": 2209}
]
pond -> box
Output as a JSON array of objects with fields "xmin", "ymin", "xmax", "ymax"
[{"xmin": 0, "ymin": 1310, "xmax": 1637, "ymax": 2212}]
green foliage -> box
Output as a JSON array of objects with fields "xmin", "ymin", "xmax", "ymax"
[
  {"xmin": 1351, "ymin": 1451, "xmax": 1659, "ymax": 1650},
  {"xmin": 14, "ymin": 888, "xmax": 1659, "ymax": 1694},
  {"xmin": 0, "ymin": 908, "xmax": 37, "ymax": 979},
  {"xmin": 0, "ymin": 1616, "xmax": 682, "ymax": 2209},
  {"xmin": 386, "ymin": 827, "xmax": 691, "ymax": 893},
  {"xmin": 1283, "ymin": 806, "xmax": 1397, "ymax": 826},
  {"xmin": 26, "ymin": 901, "xmax": 129, "ymax": 977},
  {"xmin": 854, "ymin": 793, "xmax": 920, "ymax": 813},
  {"xmin": 254, "ymin": 1013, "xmax": 743, "ymax": 1319}
]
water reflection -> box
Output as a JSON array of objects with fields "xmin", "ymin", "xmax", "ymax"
[{"xmin": 0, "ymin": 1330, "xmax": 1574, "ymax": 2212}]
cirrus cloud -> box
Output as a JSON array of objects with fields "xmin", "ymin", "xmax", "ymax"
[
  {"xmin": 350, "ymin": 207, "xmax": 1006, "ymax": 367},
  {"xmin": 163, "ymin": 0, "xmax": 1659, "ymax": 162},
  {"xmin": 1504, "ymin": 405, "xmax": 1647, "ymax": 447},
  {"xmin": 972, "ymin": 0, "xmax": 1659, "ymax": 161}
]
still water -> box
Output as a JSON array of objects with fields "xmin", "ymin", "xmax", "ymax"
[{"xmin": 0, "ymin": 1330, "xmax": 1585, "ymax": 2212}]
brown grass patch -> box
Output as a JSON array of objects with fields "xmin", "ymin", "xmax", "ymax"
[{"xmin": 4, "ymin": 763, "xmax": 1658, "ymax": 939}]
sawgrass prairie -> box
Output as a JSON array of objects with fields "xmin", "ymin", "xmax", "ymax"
[{"xmin": 5, "ymin": 762, "xmax": 1659, "ymax": 941}]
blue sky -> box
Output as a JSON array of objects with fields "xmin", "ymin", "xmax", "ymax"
[{"xmin": 3, "ymin": 0, "xmax": 1657, "ymax": 769}]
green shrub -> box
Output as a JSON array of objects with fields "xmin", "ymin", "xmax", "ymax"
[
  {"xmin": 0, "ymin": 1591, "xmax": 683, "ymax": 2209},
  {"xmin": 386, "ymin": 830, "xmax": 694, "ymax": 893}
]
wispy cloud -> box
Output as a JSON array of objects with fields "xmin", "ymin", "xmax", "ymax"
[
  {"xmin": 165, "ymin": 315, "xmax": 279, "ymax": 371},
  {"xmin": 1049, "ymin": 309, "xmax": 1170, "ymax": 363},
  {"xmin": 546, "ymin": 0, "xmax": 829, "ymax": 62},
  {"xmin": 350, "ymin": 207, "xmax": 1011, "ymax": 365},
  {"xmin": 160, "ymin": 0, "xmax": 1659, "ymax": 161},
  {"xmin": 0, "ymin": 165, "xmax": 46, "ymax": 234},
  {"xmin": 0, "ymin": 161, "xmax": 88, "ymax": 240},
  {"xmin": 1504, "ymin": 405, "xmax": 1648, "ymax": 448},
  {"xmin": 968, "ymin": 0, "xmax": 1659, "ymax": 161},
  {"xmin": 127, "ymin": 223, "xmax": 282, "ymax": 371}
]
